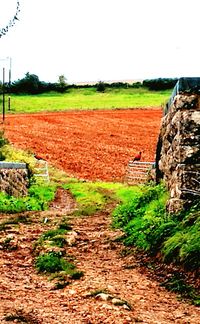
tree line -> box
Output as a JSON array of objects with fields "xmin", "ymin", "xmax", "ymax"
[{"xmin": 0, "ymin": 73, "xmax": 178, "ymax": 95}]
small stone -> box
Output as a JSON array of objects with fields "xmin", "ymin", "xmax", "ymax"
[
  {"xmin": 101, "ymin": 303, "xmax": 113, "ymax": 310},
  {"xmin": 66, "ymin": 231, "xmax": 78, "ymax": 246},
  {"xmin": 123, "ymin": 304, "xmax": 131, "ymax": 310},
  {"xmin": 6, "ymin": 234, "xmax": 14, "ymax": 240},
  {"xmin": 95, "ymin": 293, "xmax": 112, "ymax": 301},
  {"xmin": 107, "ymin": 285, "xmax": 117, "ymax": 294}
]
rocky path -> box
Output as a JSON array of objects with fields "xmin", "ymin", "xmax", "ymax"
[{"xmin": 0, "ymin": 189, "xmax": 200, "ymax": 323}]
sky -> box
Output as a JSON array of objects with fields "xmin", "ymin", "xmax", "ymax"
[{"xmin": 0, "ymin": 0, "xmax": 200, "ymax": 84}]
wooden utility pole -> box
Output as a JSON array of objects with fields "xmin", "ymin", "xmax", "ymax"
[
  {"xmin": 2, "ymin": 67, "xmax": 5, "ymax": 122},
  {"xmin": 8, "ymin": 57, "xmax": 12, "ymax": 111}
]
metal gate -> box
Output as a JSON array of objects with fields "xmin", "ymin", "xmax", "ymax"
[
  {"xmin": 125, "ymin": 161, "xmax": 155, "ymax": 185},
  {"xmin": 34, "ymin": 160, "xmax": 50, "ymax": 182}
]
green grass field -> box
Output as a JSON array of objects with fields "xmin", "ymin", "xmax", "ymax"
[{"xmin": 5, "ymin": 87, "xmax": 172, "ymax": 113}]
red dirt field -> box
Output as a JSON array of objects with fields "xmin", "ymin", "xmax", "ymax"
[{"xmin": 3, "ymin": 109, "xmax": 162, "ymax": 182}]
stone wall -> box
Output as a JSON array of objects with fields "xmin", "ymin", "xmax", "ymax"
[
  {"xmin": 0, "ymin": 162, "xmax": 29, "ymax": 197},
  {"xmin": 156, "ymin": 94, "xmax": 200, "ymax": 213}
]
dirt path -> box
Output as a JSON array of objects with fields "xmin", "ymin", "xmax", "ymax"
[{"xmin": 0, "ymin": 190, "xmax": 200, "ymax": 323}]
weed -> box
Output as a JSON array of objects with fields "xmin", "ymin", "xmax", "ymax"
[
  {"xmin": 69, "ymin": 270, "xmax": 84, "ymax": 279},
  {"xmin": 49, "ymin": 272, "xmax": 70, "ymax": 290},
  {"xmin": 0, "ymin": 144, "xmax": 56, "ymax": 214},
  {"xmin": 35, "ymin": 251, "xmax": 64, "ymax": 273},
  {"xmin": 163, "ymin": 226, "xmax": 200, "ymax": 270},
  {"xmin": 0, "ymin": 215, "xmax": 31, "ymax": 232},
  {"xmin": 41, "ymin": 229, "xmax": 67, "ymax": 240},
  {"xmin": 160, "ymin": 272, "xmax": 200, "ymax": 306},
  {"xmin": 37, "ymin": 229, "xmax": 68, "ymax": 248},
  {"xmin": 0, "ymin": 237, "xmax": 18, "ymax": 251},
  {"xmin": 53, "ymin": 280, "xmax": 69, "ymax": 290},
  {"xmin": 0, "ymin": 223, "xmax": 10, "ymax": 231},
  {"xmin": 162, "ymin": 231, "xmax": 188, "ymax": 263},
  {"xmin": 0, "ymin": 130, "xmax": 9, "ymax": 160},
  {"xmin": 58, "ymin": 218, "xmax": 72, "ymax": 230},
  {"xmin": 0, "ymin": 183, "xmax": 56, "ymax": 213},
  {"xmin": 49, "ymin": 236, "xmax": 66, "ymax": 248},
  {"xmin": 119, "ymin": 247, "xmax": 136, "ymax": 257},
  {"xmin": 35, "ymin": 251, "xmax": 83, "ymax": 281}
]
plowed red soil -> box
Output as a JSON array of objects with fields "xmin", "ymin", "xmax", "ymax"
[{"xmin": 4, "ymin": 109, "xmax": 162, "ymax": 181}]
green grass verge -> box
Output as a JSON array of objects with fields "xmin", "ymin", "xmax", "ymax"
[
  {"xmin": 0, "ymin": 183, "xmax": 56, "ymax": 214},
  {"xmin": 62, "ymin": 180, "xmax": 132, "ymax": 216},
  {"xmin": 112, "ymin": 183, "xmax": 200, "ymax": 305},
  {"xmin": 112, "ymin": 183, "xmax": 200, "ymax": 271},
  {"xmin": 7, "ymin": 88, "xmax": 171, "ymax": 113}
]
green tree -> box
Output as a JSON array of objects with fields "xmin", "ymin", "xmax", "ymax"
[
  {"xmin": 57, "ymin": 74, "xmax": 68, "ymax": 93},
  {"xmin": 12, "ymin": 72, "xmax": 41, "ymax": 94},
  {"xmin": 96, "ymin": 81, "xmax": 106, "ymax": 92}
]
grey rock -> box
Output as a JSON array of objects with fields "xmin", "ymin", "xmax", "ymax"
[{"xmin": 157, "ymin": 93, "xmax": 200, "ymax": 213}]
